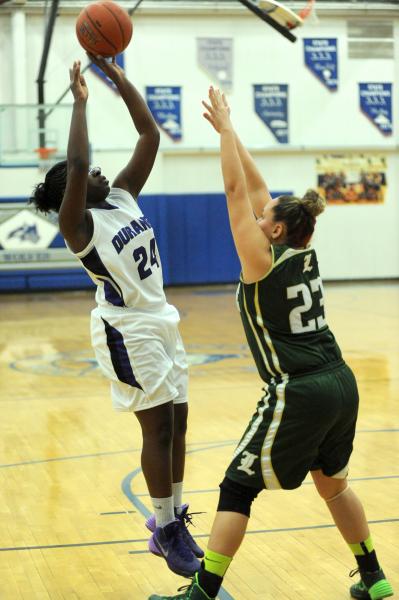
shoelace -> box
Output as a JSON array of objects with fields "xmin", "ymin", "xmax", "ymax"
[
  {"xmin": 181, "ymin": 511, "xmax": 205, "ymax": 529},
  {"xmin": 349, "ymin": 568, "xmax": 368, "ymax": 590},
  {"xmin": 176, "ymin": 578, "xmax": 194, "ymax": 593}
]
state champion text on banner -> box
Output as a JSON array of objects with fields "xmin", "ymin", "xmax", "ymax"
[
  {"xmin": 303, "ymin": 39, "xmax": 338, "ymax": 91},
  {"xmin": 145, "ymin": 86, "xmax": 182, "ymax": 141},
  {"xmin": 359, "ymin": 83, "xmax": 393, "ymax": 136},
  {"xmin": 253, "ymin": 84, "xmax": 289, "ymax": 144},
  {"xmin": 197, "ymin": 38, "xmax": 233, "ymax": 93}
]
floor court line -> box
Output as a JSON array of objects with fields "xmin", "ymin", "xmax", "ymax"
[
  {"xmin": 0, "ymin": 440, "xmax": 237, "ymax": 470},
  {"xmin": 1, "ymin": 437, "xmax": 396, "ymax": 596},
  {"xmin": 2, "ymin": 517, "xmax": 398, "ymax": 554},
  {"xmin": 0, "ymin": 428, "xmax": 396, "ymax": 470},
  {"xmin": 132, "ymin": 474, "xmax": 399, "ymax": 497},
  {"xmin": 121, "ymin": 441, "xmax": 399, "ymax": 600}
]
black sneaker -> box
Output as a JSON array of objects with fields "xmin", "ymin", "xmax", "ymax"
[
  {"xmin": 148, "ymin": 574, "xmax": 214, "ymax": 599},
  {"xmin": 350, "ymin": 568, "xmax": 394, "ymax": 600}
]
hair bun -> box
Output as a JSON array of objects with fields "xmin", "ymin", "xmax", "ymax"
[{"xmin": 301, "ymin": 188, "xmax": 326, "ymax": 218}]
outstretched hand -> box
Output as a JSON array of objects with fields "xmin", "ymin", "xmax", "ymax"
[
  {"xmin": 202, "ymin": 86, "xmax": 232, "ymax": 133},
  {"xmin": 69, "ymin": 60, "xmax": 88, "ymax": 103},
  {"xmin": 87, "ymin": 53, "xmax": 125, "ymax": 82}
]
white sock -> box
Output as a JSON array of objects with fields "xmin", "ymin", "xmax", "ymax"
[
  {"xmin": 172, "ymin": 482, "xmax": 184, "ymax": 515},
  {"xmin": 151, "ymin": 496, "xmax": 175, "ymax": 528}
]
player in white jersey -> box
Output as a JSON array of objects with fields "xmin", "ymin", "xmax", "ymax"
[{"xmin": 29, "ymin": 56, "xmax": 203, "ymax": 578}]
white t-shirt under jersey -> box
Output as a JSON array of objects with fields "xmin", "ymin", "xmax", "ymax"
[{"xmin": 72, "ymin": 188, "xmax": 174, "ymax": 316}]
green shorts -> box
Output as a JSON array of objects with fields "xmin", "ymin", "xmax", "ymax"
[{"xmin": 226, "ymin": 363, "xmax": 359, "ymax": 490}]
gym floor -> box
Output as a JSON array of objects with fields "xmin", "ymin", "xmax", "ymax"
[{"xmin": 0, "ymin": 281, "xmax": 398, "ymax": 599}]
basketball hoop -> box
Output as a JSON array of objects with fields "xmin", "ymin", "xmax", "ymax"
[
  {"xmin": 244, "ymin": 0, "xmax": 318, "ymax": 38},
  {"xmin": 35, "ymin": 147, "xmax": 58, "ymax": 173}
]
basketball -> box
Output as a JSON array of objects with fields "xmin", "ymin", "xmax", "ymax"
[{"xmin": 76, "ymin": 1, "xmax": 133, "ymax": 57}]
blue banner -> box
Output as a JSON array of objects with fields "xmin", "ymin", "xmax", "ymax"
[
  {"xmin": 359, "ymin": 83, "xmax": 393, "ymax": 136},
  {"xmin": 90, "ymin": 54, "xmax": 125, "ymax": 94},
  {"xmin": 254, "ymin": 84, "xmax": 289, "ymax": 144},
  {"xmin": 304, "ymin": 38, "xmax": 338, "ymax": 91},
  {"xmin": 146, "ymin": 86, "xmax": 182, "ymax": 141}
]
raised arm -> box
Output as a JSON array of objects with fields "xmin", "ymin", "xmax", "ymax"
[
  {"xmin": 89, "ymin": 55, "xmax": 160, "ymax": 199},
  {"xmin": 234, "ymin": 133, "xmax": 272, "ymax": 218},
  {"xmin": 58, "ymin": 61, "xmax": 92, "ymax": 253},
  {"xmin": 201, "ymin": 89, "xmax": 271, "ymax": 218},
  {"xmin": 202, "ymin": 88, "xmax": 271, "ymax": 282}
]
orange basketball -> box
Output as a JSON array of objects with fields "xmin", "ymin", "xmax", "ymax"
[{"xmin": 76, "ymin": 1, "xmax": 133, "ymax": 57}]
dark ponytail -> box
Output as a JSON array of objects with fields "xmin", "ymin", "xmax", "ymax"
[{"xmin": 29, "ymin": 160, "xmax": 68, "ymax": 214}]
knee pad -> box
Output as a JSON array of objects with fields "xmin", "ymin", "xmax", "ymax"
[{"xmin": 217, "ymin": 476, "xmax": 261, "ymax": 517}]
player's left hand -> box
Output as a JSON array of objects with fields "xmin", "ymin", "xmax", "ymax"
[
  {"xmin": 69, "ymin": 60, "xmax": 89, "ymax": 103},
  {"xmin": 87, "ymin": 53, "xmax": 125, "ymax": 82},
  {"xmin": 202, "ymin": 86, "xmax": 232, "ymax": 133}
]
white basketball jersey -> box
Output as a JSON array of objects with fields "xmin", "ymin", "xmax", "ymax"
[{"xmin": 72, "ymin": 188, "xmax": 171, "ymax": 314}]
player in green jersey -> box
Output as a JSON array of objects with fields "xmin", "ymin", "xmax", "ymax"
[{"xmin": 148, "ymin": 88, "xmax": 393, "ymax": 600}]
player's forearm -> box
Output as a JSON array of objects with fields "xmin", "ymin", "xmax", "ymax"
[
  {"xmin": 234, "ymin": 132, "xmax": 272, "ymax": 216},
  {"xmin": 220, "ymin": 129, "xmax": 253, "ymax": 230},
  {"xmin": 67, "ymin": 100, "xmax": 89, "ymax": 170},
  {"xmin": 115, "ymin": 75, "xmax": 159, "ymax": 136},
  {"xmin": 59, "ymin": 101, "xmax": 89, "ymax": 234},
  {"xmin": 234, "ymin": 133, "xmax": 266, "ymax": 190}
]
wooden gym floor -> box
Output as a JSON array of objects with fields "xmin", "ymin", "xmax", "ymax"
[{"xmin": 0, "ymin": 281, "xmax": 398, "ymax": 599}]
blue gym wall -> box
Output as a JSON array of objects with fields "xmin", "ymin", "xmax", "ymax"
[{"xmin": 0, "ymin": 191, "xmax": 288, "ymax": 292}]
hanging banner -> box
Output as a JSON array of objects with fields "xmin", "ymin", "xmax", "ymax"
[
  {"xmin": 316, "ymin": 154, "xmax": 387, "ymax": 204},
  {"xmin": 303, "ymin": 38, "xmax": 338, "ymax": 91},
  {"xmin": 197, "ymin": 38, "xmax": 233, "ymax": 92},
  {"xmin": 253, "ymin": 84, "xmax": 289, "ymax": 144},
  {"xmin": 359, "ymin": 83, "xmax": 393, "ymax": 136},
  {"xmin": 145, "ymin": 86, "xmax": 182, "ymax": 141},
  {"xmin": 90, "ymin": 54, "xmax": 125, "ymax": 94}
]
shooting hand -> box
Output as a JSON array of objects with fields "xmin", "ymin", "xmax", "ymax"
[
  {"xmin": 69, "ymin": 60, "xmax": 88, "ymax": 103},
  {"xmin": 87, "ymin": 53, "xmax": 125, "ymax": 83}
]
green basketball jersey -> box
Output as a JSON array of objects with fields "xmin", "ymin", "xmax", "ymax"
[{"xmin": 237, "ymin": 244, "xmax": 343, "ymax": 383}]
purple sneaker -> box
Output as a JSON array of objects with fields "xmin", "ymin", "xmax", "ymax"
[
  {"xmin": 148, "ymin": 520, "xmax": 201, "ymax": 578},
  {"xmin": 146, "ymin": 504, "xmax": 204, "ymax": 558}
]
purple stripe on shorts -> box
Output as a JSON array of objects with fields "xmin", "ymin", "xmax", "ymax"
[{"xmin": 102, "ymin": 318, "xmax": 143, "ymax": 390}]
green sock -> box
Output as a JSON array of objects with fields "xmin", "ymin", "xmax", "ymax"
[
  {"xmin": 203, "ymin": 549, "xmax": 232, "ymax": 577},
  {"xmin": 348, "ymin": 535, "xmax": 380, "ymax": 573}
]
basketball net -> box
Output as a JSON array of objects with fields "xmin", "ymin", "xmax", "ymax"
[
  {"xmin": 298, "ymin": 0, "xmax": 318, "ymax": 25},
  {"xmin": 35, "ymin": 147, "xmax": 58, "ymax": 174},
  {"xmin": 286, "ymin": 0, "xmax": 318, "ymax": 29}
]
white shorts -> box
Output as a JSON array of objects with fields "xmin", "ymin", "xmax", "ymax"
[{"xmin": 91, "ymin": 306, "xmax": 188, "ymax": 412}]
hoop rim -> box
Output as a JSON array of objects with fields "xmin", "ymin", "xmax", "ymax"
[
  {"xmin": 298, "ymin": 0, "xmax": 316, "ymax": 21},
  {"xmin": 34, "ymin": 147, "xmax": 58, "ymax": 160}
]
